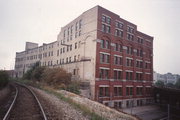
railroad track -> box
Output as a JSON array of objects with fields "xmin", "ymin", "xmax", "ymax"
[{"xmin": 3, "ymin": 83, "xmax": 47, "ymax": 120}]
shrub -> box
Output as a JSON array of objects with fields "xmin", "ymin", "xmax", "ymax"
[
  {"xmin": 32, "ymin": 66, "xmax": 46, "ymax": 81},
  {"xmin": 23, "ymin": 61, "xmax": 40, "ymax": 80},
  {"xmin": 0, "ymin": 70, "xmax": 9, "ymax": 88},
  {"xmin": 41, "ymin": 68, "xmax": 72, "ymax": 86}
]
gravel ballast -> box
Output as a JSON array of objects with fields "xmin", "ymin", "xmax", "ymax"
[{"xmin": 31, "ymin": 87, "xmax": 89, "ymax": 120}]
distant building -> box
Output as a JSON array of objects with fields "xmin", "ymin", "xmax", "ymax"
[
  {"xmin": 153, "ymin": 71, "xmax": 180, "ymax": 84},
  {"xmin": 14, "ymin": 5, "xmax": 153, "ymax": 108}
]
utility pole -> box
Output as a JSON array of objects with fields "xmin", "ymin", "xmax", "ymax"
[{"xmin": 168, "ymin": 104, "xmax": 170, "ymax": 120}]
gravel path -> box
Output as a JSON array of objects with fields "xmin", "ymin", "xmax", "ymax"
[
  {"xmin": 31, "ymin": 87, "xmax": 90, "ymax": 120},
  {"xmin": 9, "ymin": 85, "xmax": 44, "ymax": 120}
]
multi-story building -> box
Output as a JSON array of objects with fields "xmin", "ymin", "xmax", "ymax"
[
  {"xmin": 153, "ymin": 71, "xmax": 180, "ymax": 84},
  {"xmin": 15, "ymin": 5, "xmax": 153, "ymax": 108}
]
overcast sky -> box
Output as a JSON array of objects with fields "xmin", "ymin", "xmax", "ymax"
[{"xmin": 0, "ymin": 0, "xmax": 180, "ymax": 74}]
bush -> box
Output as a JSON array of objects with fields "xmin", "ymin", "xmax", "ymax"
[
  {"xmin": 32, "ymin": 66, "xmax": 46, "ymax": 81},
  {"xmin": 41, "ymin": 68, "xmax": 72, "ymax": 87},
  {"xmin": 23, "ymin": 61, "xmax": 40, "ymax": 80},
  {"xmin": 0, "ymin": 70, "xmax": 9, "ymax": 88}
]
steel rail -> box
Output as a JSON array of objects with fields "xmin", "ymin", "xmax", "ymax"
[
  {"xmin": 17, "ymin": 83, "xmax": 47, "ymax": 120},
  {"xmin": 3, "ymin": 86, "xmax": 18, "ymax": 120}
]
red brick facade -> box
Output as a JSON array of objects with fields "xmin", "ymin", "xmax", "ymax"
[{"xmin": 94, "ymin": 6, "xmax": 153, "ymax": 107}]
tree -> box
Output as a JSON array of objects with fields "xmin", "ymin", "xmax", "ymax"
[
  {"xmin": 155, "ymin": 80, "xmax": 165, "ymax": 87},
  {"xmin": 23, "ymin": 61, "xmax": 40, "ymax": 80},
  {"xmin": 166, "ymin": 82, "xmax": 175, "ymax": 88},
  {"xmin": 0, "ymin": 70, "xmax": 9, "ymax": 88},
  {"xmin": 175, "ymin": 78, "xmax": 180, "ymax": 89},
  {"xmin": 32, "ymin": 66, "xmax": 46, "ymax": 81}
]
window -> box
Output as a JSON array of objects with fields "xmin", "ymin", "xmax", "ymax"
[
  {"xmin": 140, "ymin": 61, "xmax": 143, "ymax": 68},
  {"xmin": 100, "ymin": 53, "xmax": 110, "ymax": 63},
  {"xmin": 102, "ymin": 15, "xmax": 111, "ymax": 25},
  {"xmin": 105, "ymin": 87, "xmax": 109, "ymax": 96},
  {"xmin": 126, "ymin": 46, "xmax": 133, "ymax": 55},
  {"xmin": 145, "ymin": 62, "xmax": 151, "ymax": 69},
  {"xmin": 126, "ymin": 58, "xmax": 133, "ymax": 67},
  {"xmin": 74, "ymin": 55, "xmax": 76, "ymax": 62},
  {"xmin": 114, "ymin": 70, "xmax": 122, "ymax": 80},
  {"xmin": 100, "ymin": 54, "xmax": 105, "ymax": 63},
  {"xmin": 140, "ymin": 49, "xmax": 143, "ymax": 57},
  {"xmin": 136, "ymin": 73, "xmax": 143, "ymax": 81},
  {"xmin": 105, "ymin": 40, "xmax": 110, "ymax": 49},
  {"xmin": 62, "ymin": 59, "xmax": 64, "ymax": 64},
  {"xmin": 114, "ymin": 87, "xmax": 122, "ymax": 96},
  {"xmin": 99, "ymin": 87, "xmax": 103, "ymax": 97},
  {"xmin": 75, "ymin": 42, "xmax": 77, "ymax": 49},
  {"xmin": 100, "ymin": 39, "xmax": 110, "ymax": 49},
  {"xmin": 114, "ymin": 102, "xmax": 122, "ymax": 108},
  {"xmin": 137, "ymin": 37, "xmax": 144, "ymax": 44},
  {"xmin": 102, "ymin": 24, "xmax": 106, "ymax": 32},
  {"xmin": 115, "ymin": 29, "xmax": 123, "ymax": 37},
  {"xmin": 57, "ymin": 50, "xmax": 59, "ymax": 56},
  {"xmin": 71, "ymin": 25, "xmax": 73, "ymax": 34},
  {"xmin": 126, "ymin": 72, "xmax": 133, "ymax": 80},
  {"xmin": 100, "ymin": 39, "xmax": 105, "ymax": 48},
  {"xmin": 60, "ymin": 48, "xmax": 62, "ymax": 54},
  {"xmin": 102, "ymin": 24, "xmax": 111, "ymax": 33},
  {"xmin": 60, "ymin": 59, "xmax": 61, "ymax": 64},
  {"xmin": 70, "ymin": 45, "xmax": 72, "ymax": 51},
  {"xmin": 73, "ymin": 69, "xmax": 76, "ymax": 75},
  {"xmin": 78, "ymin": 54, "xmax": 80, "ymax": 61},
  {"xmin": 106, "ymin": 17, "xmax": 111, "ymax": 24},
  {"xmin": 67, "ymin": 46, "xmax": 69, "ymax": 52},
  {"xmin": 119, "ymin": 44, "xmax": 123, "ymax": 52},
  {"xmin": 115, "ymin": 21, "xmax": 123, "ymax": 29},
  {"xmin": 106, "ymin": 26, "xmax": 111, "ymax": 33},
  {"xmin": 145, "ymin": 63, "xmax": 148, "ymax": 69},
  {"xmin": 136, "ymin": 87, "xmax": 143, "ymax": 95},
  {"xmin": 63, "ymin": 47, "xmax": 65, "ymax": 53},
  {"xmin": 67, "ymin": 27, "xmax": 70, "ymax": 36},
  {"xmin": 75, "ymin": 32, "xmax": 77, "ymax": 38},
  {"xmin": 78, "ymin": 41, "xmax": 81, "ymax": 48},
  {"xmin": 79, "ymin": 20, "xmax": 82, "ymax": 29},
  {"xmin": 63, "ymin": 30, "xmax": 66, "ymax": 38},
  {"xmin": 127, "ymin": 34, "xmax": 134, "ymax": 41},
  {"xmin": 66, "ymin": 57, "xmax": 68, "ymax": 63},
  {"xmin": 114, "ymin": 56, "xmax": 122, "ymax": 65},
  {"xmin": 99, "ymin": 69, "xmax": 109, "ymax": 79},
  {"xmin": 102, "ymin": 15, "xmax": 106, "ymax": 22},
  {"xmin": 70, "ymin": 35, "xmax": 72, "ymax": 40},
  {"xmin": 145, "ymin": 87, "xmax": 151, "ymax": 95},
  {"xmin": 75, "ymin": 22, "xmax": 78, "ymax": 31},
  {"xmin": 99, "ymin": 87, "xmax": 109, "ymax": 97},
  {"xmin": 127, "ymin": 26, "xmax": 134, "ymax": 33},
  {"xmin": 126, "ymin": 87, "xmax": 133, "ymax": 96},
  {"xmin": 136, "ymin": 61, "xmax": 143, "ymax": 68},
  {"xmin": 114, "ymin": 43, "xmax": 118, "ymax": 51},
  {"xmin": 69, "ymin": 57, "xmax": 71, "ymax": 63},
  {"xmin": 79, "ymin": 30, "xmax": 81, "ymax": 36}
]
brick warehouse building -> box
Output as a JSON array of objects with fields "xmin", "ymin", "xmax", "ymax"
[{"xmin": 15, "ymin": 6, "xmax": 153, "ymax": 108}]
